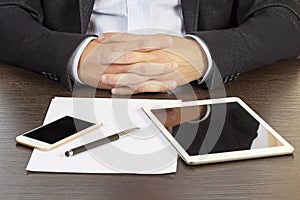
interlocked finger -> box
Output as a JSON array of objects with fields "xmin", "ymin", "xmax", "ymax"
[
  {"xmin": 111, "ymin": 80, "xmax": 177, "ymax": 95},
  {"xmin": 102, "ymin": 73, "xmax": 152, "ymax": 86},
  {"xmin": 105, "ymin": 62, "xmax": 178, "ymax": 75}
]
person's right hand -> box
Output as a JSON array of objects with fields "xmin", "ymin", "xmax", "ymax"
[{"xmin": 78, "ymin": 33, "xmax": 177, "ymax": 90}]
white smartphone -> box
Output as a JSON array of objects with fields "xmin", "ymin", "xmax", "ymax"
[{"xmin": 16, "ymin": 116, "xmax": 101, "ymax": 150}]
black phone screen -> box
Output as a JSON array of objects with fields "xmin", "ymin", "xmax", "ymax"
[{"xmin": 24, "ymin": 116, "xmax": 95, "ymax": 144}]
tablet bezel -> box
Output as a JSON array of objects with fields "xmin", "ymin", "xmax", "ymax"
[{"xmin": 142, "ymin": 97, "xmax": 294, "ymax": 165}]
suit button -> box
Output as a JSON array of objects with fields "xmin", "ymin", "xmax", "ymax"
[
  {"xmin": 228, "ymin": 74, "xmax": 235, "ymax": 81},
  {"xmin": 42, "ymin": 72, "xmax": 47, "ymax": 77},
  {"xmin": 223, "ymin": 76, "xmax": 229, "ymax": 83},
  {"xmin": 53, "ymin": 74, "xmax": 59, "ymax": 81}
]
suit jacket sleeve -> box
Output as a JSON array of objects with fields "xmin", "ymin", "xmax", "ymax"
[
  {"xmin": 0, "ymin": 1, "xmax": 88, "ymax": 90},
  {"xmin": 190, "ymin": 0, "xmax": 300, "ymax": 88}
]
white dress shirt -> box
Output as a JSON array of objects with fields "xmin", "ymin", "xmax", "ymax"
[{"xmin": 70, "ymin": 0, "xmax": 212, "ymax": 85}]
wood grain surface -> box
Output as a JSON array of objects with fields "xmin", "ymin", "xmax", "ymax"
[{"xmin": 0, "ymin": 59, "xmax": 299, "ymax": 200}]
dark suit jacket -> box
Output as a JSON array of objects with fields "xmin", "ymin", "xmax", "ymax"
[{"xmin": 0, "ymin": 0, "xmax": 300, "ymax": 90}]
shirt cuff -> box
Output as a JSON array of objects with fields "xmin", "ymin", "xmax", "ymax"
[
  {"xmin": 68, "ymin": 36, "xmax": 97, "ymax": 84},
  {"xmin": 184, "ymin": 34, "xmax": 213, "ymax": 84}
]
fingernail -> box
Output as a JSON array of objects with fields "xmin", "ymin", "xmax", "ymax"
[
  {"xmin": 172, "ymin": 62, "xmax": 178, "ymax": 70},
  {"xmin": 111, "ymin": 88, "xmax": 118, "ymax": 94},
  {"xmin": 169, "ymin": 81, "xmax": 177, "ymax": 90},
  {"xmin": 101, "ymin": 75, "xmax": 107, "ymax": 83}
]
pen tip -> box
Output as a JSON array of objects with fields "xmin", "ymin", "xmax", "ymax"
[{"xmin": 65, "ymin": 150, "xmax": 72, "ymax": 157}]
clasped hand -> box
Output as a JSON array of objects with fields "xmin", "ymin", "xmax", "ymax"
[{"xmin": 78, "ymin": 33, "xmax": 207, "ymax": 95}]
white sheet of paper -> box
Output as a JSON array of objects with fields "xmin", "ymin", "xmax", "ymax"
[{"xmin": 26, "ymin": 97, "xmax": 180, "ymax": 174}]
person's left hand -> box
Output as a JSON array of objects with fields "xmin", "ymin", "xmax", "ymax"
[{"xmin": 98, "ymin": 33, "xmax": 208, "ymax": 95}]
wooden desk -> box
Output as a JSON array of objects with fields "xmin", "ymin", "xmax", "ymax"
[{"xmin": 1, "ymin": 59, "xmax": 300, "ymax": 199}]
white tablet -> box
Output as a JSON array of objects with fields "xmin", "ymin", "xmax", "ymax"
[{"xmin": 142, "ymin": 97, "xmax": 294, "ymax": 165}]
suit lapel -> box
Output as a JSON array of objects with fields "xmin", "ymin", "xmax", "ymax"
[
  {"xmin": 78, "ymin": 0, "xmax": 95, "ymax": 33},
  {"xmin": 181, "ymin": 0, "xmax": 200, "ymax": 32}
]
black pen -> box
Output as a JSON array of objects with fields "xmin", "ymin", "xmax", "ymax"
[{"xmin": 65, "ymin": 128, "xmax": 140, "ymax": 157}]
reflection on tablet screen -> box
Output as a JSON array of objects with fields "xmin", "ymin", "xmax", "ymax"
[{"xmin": 151, "ymin": 102, "xmax": 283, "ymax": 156}]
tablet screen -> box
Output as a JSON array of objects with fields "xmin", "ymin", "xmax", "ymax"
[{"xmin": 151, "ymin": 102, "xmax": 283, "ymax": 156}]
